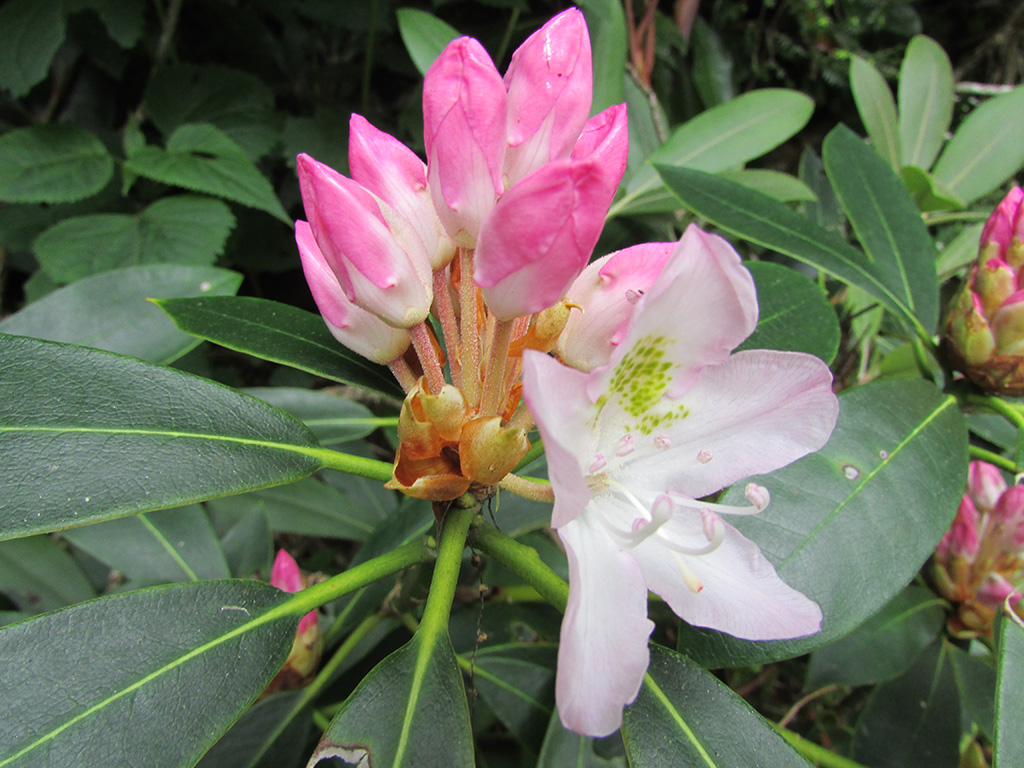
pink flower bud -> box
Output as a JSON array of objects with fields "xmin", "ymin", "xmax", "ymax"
[
  {"xmin": 348, "ymin": 114, "xmax": 455, "ymax": 269},
  {"xmin": 570, "ymin": 104, "xmax": 629, "ymax": 181},
  {"xmin": 268, "ymin": 550, "xmax": 322, "ymax": 687},
  {"xmin": 296, "ymin": 221, "xmax": 411, "ymax": 364},
  {"xmin": 503, "ymin": 8, "xmax": 592, "ymax": 186},
  {"xmin": 475, "ymin": 157, "xmax": 614, "ymax": 320},
  {"xmin": 556, "ymin": 242, "xmax": 676, "ymax": 371},
  {"xmin": 270, "ymin": 549, "xmax": 319, "ymax": 638},
  {"xmin": 976, "ymin": 573, "xmax": 1022, "ymax": 609},
  {"xmin": 980, "ymin": 186, "xmax": 1024, "ymax": 258},
  {"xmin": 967, "ymin": 460, "xmax": 1007, "ymax": 513},
  {"xmin": 991, "ymin": 482, "xmax": 1024, "ymax": 530},
  {"xmin": 991, "ymin": 290, "xmax": 1024, "ymax": 355},
  {"xmin": 941, "ymin": 496, "xmax": 981, "ymax": 560},
  {"xmin": 423, "ymin": 37, "xmax": 507, "ymax": 247},
  {"xmin": 297, "ymin": 153, "xmax": 432, "ymax": 328}
]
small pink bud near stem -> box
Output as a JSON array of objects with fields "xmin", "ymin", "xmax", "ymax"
[{"xmin": 269, "ymin": 550, "xmax": 322, "ymax": 689}]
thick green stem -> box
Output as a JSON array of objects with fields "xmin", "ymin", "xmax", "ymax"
[
  {"xmin": 470, "ymin": 523, "xmax": 568, "ymax": 612},
  {"xmin": 775, "ymin": 727, "xmax": 870, "ymax": 768},
  {"xmin": 418, "ymin": 501, "xmax": 479, "ymax": 645},
  {"xmin": 969, "ymin": 445, "xmax": 1020, "ymax": 474},
  {"xmin": 312, "ymin": 448, "xmax": 394, "ymax": 481}
]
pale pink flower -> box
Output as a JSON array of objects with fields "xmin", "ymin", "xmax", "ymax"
[{"xmin": 522, "ymin": 225, "xmax": 839, "ymax": 736}]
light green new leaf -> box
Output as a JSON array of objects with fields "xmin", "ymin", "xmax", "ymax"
[
  {"xmin": 995, "ymin": 619, "xmax": 1024, "ymax": 767},
  {"xmin": 718, "ymin": 169, "xmax": 816, "ymax": 202},
  {"xmin": 34, "ymin": 195, "xmax": 236, "ymax": 283},
  {"xmin": 933, "ymin": 86, "xmax": 1024, "ymax": 204},
  {"xmin": 823, "ymin": 125, "xmax": 940, "ymax": 332},
  {"xmin": 156, "ymin": 296, "xmax": 404, "ymax": 399},
  {"xmin": 0, "ymin": 334, "xmax": 330, "ymax": 541},
  {"xmin": 0, "ymin": 580, "xmax": 296, "ymax": 768},
  {"xmin": 0, "ymin": 0, "xmax": 65, "ymax": 98},
  {"xmin": 614, "ymin": 89, "xmax": 813, "ymax": 216},
  {"xmin": 396, "ymin": 9, "xmax": 460, "ymax": 76},
  {"xmin": 849, "ymin": 55, "xmax": 900, "ymax": 170},
  {"xmin": 657, "ymin": 166, "xmax": 927, "ymax": 336},
  {"xmin": 0, "ymin": 265, "xmax": 242, "ymax": 365},
  {"xmin": 677, "ymin": 379, "xmax": 967, "ymax": 668},
  {"xmin": 899, "ymin": 165, "xmax": 964, "ymax": 213},
  {"xmin": 0, "ymin": 535, "xmax": 96, "ymax": 613},
  {"xmin": 0, "ymin": 124, "xmax": 113, "ymax": 204},
  {"xmin": 124, "ymin": 124, "xmax": 289, "ymax": 222},
  {"xmin": 622, "ymin": 645, "xmax": 808, "ymax": 767},
  {"xmin": 578, "ymin": 0, "xmax": 628, "ymax": 112},
  {"xmin": 898, "ymin": 36, "xmax": 954, "ymax": 170}
]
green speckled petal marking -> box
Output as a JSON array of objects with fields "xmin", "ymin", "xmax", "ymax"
[{"xmin": 593, "ymin": 335, "xmax": 688, "ymax": 434}]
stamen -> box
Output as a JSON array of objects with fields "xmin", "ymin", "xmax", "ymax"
[
  {"xmin": 672, "ymin": 552, "xmax": 704, "ymax": 594},
  {"xmin": 668, "ymin": 489, "xmax": 768, "ymax": 517},
  {"xmin": 697, "ymin": 449, "xmax": 713, "ymax": 464},
  {"xmin": 616, "ymin": 434, "xmax": 635, "ymax": 456},
  {"xmin": 655, "ymin": 434, "xmax": 671, "ymax": 450},
  {"xmin": 745, "ymin": 483, "xmax": 770, "ymax": 512},
  {"xmin": 588, "ymin": 454, "xmax": 607, "ymax": 473}
]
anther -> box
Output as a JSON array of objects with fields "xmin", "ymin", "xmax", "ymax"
[
  {"xmin": 655, "ymin": 434, "xmax": 671, "ymax": 449},
  {"xmin": 745, "ymin": 483, "xmax": 770, "ymax": 512},
  {"xmin": 616, "ymin": 434, "xmax": 635, "ymax": 456},
  {"xmin": 588, "ymin": 454, "xmax": 607, "ymax": 473},
  {"xmin": 697, "ymin": 449, "xmax": 712, "ymax": 464}
]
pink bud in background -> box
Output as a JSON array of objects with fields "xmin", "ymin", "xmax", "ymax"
[
  {"xmin": 556, "ymin": 242, "xmax": 676, "ymax": 372},
  {"xmin": 348, "ymin": 114, "xmax": 455, "ymax": 269},
  {"xmin": 268, "ymin": 550, "xmax": 323, "ymax": 690},
  {"xmin": 297, "ymin": 153, "xmax": 432, "ymax": 328},
  {"xmin": 271, "ymin": 550, "xmax": 319, "ymax": 639},
  {"xmin": 976, "ymin": 573, "xmax": 1022, "ymax": 608},
  {"xmin": 423, "ymin": 37, "xmax": 507, "ymax": 247},
  {"xmin": 967, "ymin": 460, "xmax": 1008, "ymax": 513},
  {"xmin": 980, "ymin": 186, "xmax": 1024, "ymax": 260},
  {"xmin": 296, "ymin": 221, "xmax": 411, "ymax": 364},
  {"xmin": 504, "ymin": 8, "xmax": 593, "ymax": 186},
  {"xmin": 937, "ymin": 496, "xmax": 981, "ymax": 561}
]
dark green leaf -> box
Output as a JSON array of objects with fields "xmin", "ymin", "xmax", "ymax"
[
  {"xmin": 34, "ymin": 195, "xmax": 236, "ymax": 282},
  {"xmin": 218, "ymin": 506, "xmax": 273, "ymax": 578},
  {"xmin": 823, "ymin": 125, "xmax": 940, "ymax": 332},
  {"xmin": 0, "ymin": 0, "xmax": 65, "ymax": 98},
  {"xmin": 806, "ymin": 585, "xmax": 945, "ymax": 687},
  {"xmin": 718, "ymin": 170, "xmax": 816, "ymax": 203},
  {"xmin": 677, "ymin": 379, "xmax": 968, "ymax": 667},
  {"xmin": 80, "ymin": 0, "xmax": 144, "ymax": 48},
  {"xmin": 798, "ymin": 147, "xmax": 842, "ymax": 233},
  {"xmin": 0, "ymin": 580, "xmax": 295, "ymax": 768},
  {"xmin": 0, "ymin": 124, "xmax": 113, "ymax": 204},
  {"xmin": 538, "ymin": 710, "xmax": 626, "ymax": 767},
  {"xmin": 124, "ymin": 124, "xmax": 289, "ymax": 222},
  {"xmin": 579, "ymin": 0, "xmax": 628, "ymax": 113},
  {"xmin": 155, "ymin": 296, "xmax": 403, "ymax": 399},
  {"xmin": 949, "ymin": 644, "xmax": 996, "ymax": 738},
  {"xmin": 739, "ymin": 261, "xmax": 840, "ymax": 364},
  {"xmin": 622, "ymin": 645, "xmax": 808, "ymax": 767},
  {"xmin": 0, "ymin": 334, "xmax": 325, "ymax": 540},
  {"xmin": 852, "ymin": 642, "xmax": 960, "ymax": 768},
  {"xmin": 690, "ymin": 18, "xmax": 734, "ymax": 108},
  {"xmin": 900, "ymin": 165, "xmax": 965, "ymax": 213},
  {"xmin": 898, "ymin": 36, "xmax": 954, "ymax": 171},
  {"xmin": 850, "ymin": 55, "xmax": 900, "ymax": 170},
  {"xmin": 657, "ymin": 166, "xmax": 927, "ymax": 335},
  {"xmin": 0, "ymin": 265, "xmax": 242, "ymax": 365},
  {"xmin": 0, "ymin": 535, "xmax": 96, "ymax": 613},
  {"xmin": 468, "ymin": 644, "xmax": 556, "ymax": 746},
  {"xmin": 244, "ymin": 387, "xmax": 381, "ymax": 447},
  {"xmin": 196, "ymin": 691, "xmax": 311, "ymax": 768},
  {"xmin": 396, "ymin": 9, "xmax": 460, "ymax": 76},
  {"xmin": 995, "ymin": 619, "xmax": 1024, "ymax": 767}
]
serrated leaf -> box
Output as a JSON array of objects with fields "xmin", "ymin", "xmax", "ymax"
[
  {"xmin": 0, "ymin": 535, "xmax": 96, "ymax": 613},
  {"xmin": 124, "ymin": 124, "xmax": 289, "ymax": 222},
  {"xmin": 622, "ymin": 645, "xmax": 808, "ymax": 767},
  {"xmin": 823, "ymin": 125, "xmax": 940, "ymax": 332},
  {"xmin": 0, "ymin": 580, "xmax": 296, "ymax": 768},
  {"xmin": 0, "ymin": 264, "xmax": 242, "ymax": 365},
  {"xmin": 396, "ymin": 8, "xmax": 460, "ymax": 76},
  {"xmin": 0, "ymin": 124, "xmax": 113, "ymax": 204},
  {"xmin": 155, "ymin": 296, "xmax": 403, "ymax": 399},
  {"xmin": 657, "ymin": 166, "xmax": 929, "ymax": 336},
  {"xmin": 933, "ymin": 86, "xmax": 1024, "ymax": 204},
  {"xmin": 738, "ymin": 261, "xmax": 840, "ymax": 364},
  {"xmin": 898, "ymin": 36, "xmax": 954, "ymax": 171},
  {"xmin": 995, "ymin": 619, "xmax": 1024, "ymax": 767},
  {"xmin": 34, "ymin": 195, "xmax": 236, "ymax": 282},
  {"xmin": 614, "ymin": 89, "xmax": 813, "ymax": 216},
  {"xmin": 0, "ymin": 334, "xmax": 328, "ymax": 541},
  {"xmin": 0, "ymin": 0, "xmax": 65, "ymax": 98},
  {"xmin": 850, "ymin": 55, "xmax": 900, "ymax": 170},
  {"xmin": 677, "ymin": 379, "xmax": 967, "ymax": 667}
]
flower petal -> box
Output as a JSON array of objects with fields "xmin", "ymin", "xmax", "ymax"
[
  {"xmin": 634, "ymin": 516, "xmax": 822, "ymax": 640},
  {"xmin": 555, "ymin": 516, "xmax": 654, "ymax": 737}
]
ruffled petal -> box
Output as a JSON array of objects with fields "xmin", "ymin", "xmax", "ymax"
[{"xmin": 555, "ymin": 516, "xmax": 654, "ymax": 737}]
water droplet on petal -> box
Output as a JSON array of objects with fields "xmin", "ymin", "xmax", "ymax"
[{"xmin": 843, "ymin": 464, "xmax": 860, "ymax": 480}]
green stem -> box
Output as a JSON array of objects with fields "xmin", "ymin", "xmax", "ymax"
[
  {"xmin": 418, "ymin": 501, "xmax": 479, "ymax": 645},
  {"xmin": 969, "ymin": 445, "xmax": 1020, "ymax": 473},
  {"xmin": 470, "ymin": 523, "xmax": 568, "ymax": 612},
  {"xmin": 312, "ymin": 448, "xmax": 394, "ymax": 481},
  {"xmin": 964, "ymin": 393, "xmax": 1024, "ymax": 430},
  {"xmin": 775, "ymin": 728, "xmax": 870, "ymax": 768}
]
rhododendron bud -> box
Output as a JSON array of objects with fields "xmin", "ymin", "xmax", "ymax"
[
  {"xmin": 267, "ymin": 550, "xmax": 322, "ymax": 691},
  {"xmin": 944, "ymin": 187, "xmax": 1024, "ymax": 394},
  {"xmin": 557, "ymin": 242, "xmax": 676, "ymax": 371},
  {"xmin": 348, "ymin": 114, "xmax": 456, "ymax": 269},
  {"xmin": 504, "ymin": 8, "xmax": 592, "ymax": 186},
  {"xmin": 297, "ymin": 154, "xmax": 432, "ymax": 327},
  {"xmin": 296, "ymin": 221, "xmax": 411, "ymax": 364},
  {"xmin": 423, "ymin": 37, "xmax": 507, "ymax": 247},
  {"xmin": 967, "ymin": 457, "xmax": 1007, "ymax": 512},
  {"xmin": 570, "ymin": 104, "xmax": 629, "ymax": 184}
]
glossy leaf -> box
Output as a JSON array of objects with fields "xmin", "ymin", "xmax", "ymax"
[
  {"xmin": 823, "ymin": 124, "xmax": 940, "ymax": 332},
  {"xmin": 852, "ymin": 642, "xmax": 960, "ymax": 768},
  {"xmin": 0, "ymin": 0, "xmax": 65, "ymax": 98},
  {"xmin": 739, "ymin": 261, "xmax": 840, "ymax": 364},
  {"xmin": 0, "ymin": 580, "xmax": 296, "ymax": 768},
  {"xmin": 995, "ymin": 619, "xmax": 1024, "ymax": 767},
  {"xmin": 34, "ymin": 195, "xmax": 235, "ymax": 283},
  {"xmin": 579, "ymin": 0, "xmax": 628, "ymax": 113},
  {"xmin": 850, "ymin": 55, "xmax": 900, "ymax": 170},
  {"xmin": 124, "ymin": 124, "xmax": 289, "ymax": 222},
  {"xmin": 63, "ymin": 505, "xmax": 231, "ymax": 583},
  {"xmin": 677, "ymin": 379, "xmax": 967, "ymax": 667},
  {"xmin": 0, "ymin": 535, "xmax": 96, "ymax": 613},
  {"xmin": 244, "ymin": 387, "xmax": 381, "ymax": 447},
  {"xmin": 933, "ymin": 86, "xmax": 1024, "ymax": 204},
  {"xmin": 805, "ymin": 585, "xmax": 945, "ymax": 687},
  {"xmin": 622, "ymin": 645, "xmax": 807, "ymax": 767},
  {"xmin": 0, "ymin": 124, "xmax": 113, "ymax": 204},
  {"xmin": 718, "ymin": 169, "xmax": 816, "ymax": 202},
  {"xmin": 155, "ymin": 296, "xmax": 403, "ymax": 399},
  {"xmin": 468, "ymin": 643, "xmax": 556, "ymax": 746},
  {"xmin": 396, "ymin": 9, "xmax": 459, "ymax": 76},
  {"xmin": 218, "ymin": 504, "xmax": 273, "ymax": 578},
  {"xmin": 898, "ymin": 36, "xmax": 953, "ymax": 171},
  {"xmin": 657, "ymin": 165, "xmax": 927, "ymax": 335},
  {"xmin": 0, "ymin": 334, "xmax": 326, "ymax": 540},
  {"xmin": 0, "ymin": 265, "xmax": 241, "ymax": 364},
  {"xmin": 614, "ymin": 89, "xmax": 813, "ymax": 215},
  {"xmin": 538, "ymin": 710, "xmax": 626, "ymax": 768},
  {"xmin": 196, "ymin": 691, "xmax": 311, "ymax": 768}
]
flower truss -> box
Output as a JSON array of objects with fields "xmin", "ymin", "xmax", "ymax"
[{"xmin": 293, "ymin": 8, "xmax": 839, "ymax": 740}]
